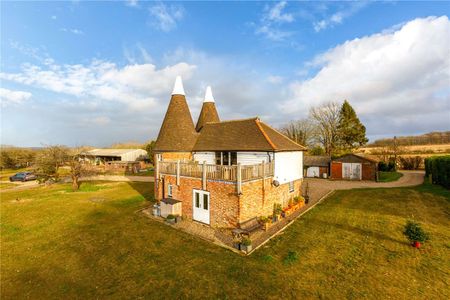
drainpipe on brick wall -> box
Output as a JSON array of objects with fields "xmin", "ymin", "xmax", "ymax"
[{"xmin": 202, "ymin": 161, "xmax": 207, "ymax": 190}]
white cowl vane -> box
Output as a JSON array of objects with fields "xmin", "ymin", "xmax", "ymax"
[
  {"xmin": 204, "ymin": 86, "xmax": 215, "ymax": 103},
  {"xmin": 171, "ymin": 75, "xmax": 185, "ymax": 95}
]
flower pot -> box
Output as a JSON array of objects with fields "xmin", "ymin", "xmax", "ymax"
[
  {"xmin": 241, "ymin": 244, "xmax": 252, "ymax": 253},
  {"xmin": 413, "ymin": 241, "xmax": 421, "ymax": 248},
  {"xmin": 166, "ymin": 218, "xmax": 176, "ymax": 225}
]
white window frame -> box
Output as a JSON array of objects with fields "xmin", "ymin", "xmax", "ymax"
[
  {"xmin": 167, "ymin": 184, "xmax": 173, "ymax": 198},
  {"xmin": 289, "ymin": 181, "xmax": 294, "ymax": 193}
]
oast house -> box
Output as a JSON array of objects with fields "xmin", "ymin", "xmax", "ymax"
[{"xmin": 153, "ymin": 76, "xmax": 306, "ymax": 228}]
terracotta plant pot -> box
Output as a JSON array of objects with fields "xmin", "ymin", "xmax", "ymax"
[{"xmin": 413, "ymin": 241, "xmax": 421, "ymax": 248}]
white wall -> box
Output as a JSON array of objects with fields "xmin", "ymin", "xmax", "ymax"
[
  {"xmin": 120, "ymin": 149, "xmax": 148, "ymax": 161},
  {"xmin": 193, "ymin": 152, "xmax": 216, "ymax": 164},
  {"xmin": 274, "ymin": 151, "xmax": 303, "ymax": 184},
  {"xmin": 237, "ymin": 152, "xmax": 272, "ymax": 165}
]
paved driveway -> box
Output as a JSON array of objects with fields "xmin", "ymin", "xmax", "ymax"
[{"xmin": 302, "ymin": 171, "xmax": 425, "ymax": 203}]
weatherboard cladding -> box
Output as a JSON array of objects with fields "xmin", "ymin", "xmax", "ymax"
[{"xmin": 154, "ymin": 94, "xmax": 199, "ymax": 152}]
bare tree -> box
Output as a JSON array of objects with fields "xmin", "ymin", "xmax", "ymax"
[
  {"xmin": 68, "ymin": 148, "xmax": 97, "ymax": 191},
  {"xmin": 309, "ymin": 102, "xmax": 341, "ymax": 156},
  {"xmin": 280, "ymin": 119, "xmax": 316, "ymax": 148}
]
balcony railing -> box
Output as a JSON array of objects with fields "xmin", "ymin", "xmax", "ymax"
[{"xmin": 157, "ymin": 160, "xmax": 274, "ymax": 182}]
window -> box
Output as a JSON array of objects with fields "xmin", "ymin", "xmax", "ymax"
[
  {"xmin": 167, "ymin": 184, "xmax": 173, "ymax": 198},
  {"xmin": 289, "ymin": 181, "xmax": 294, "ymax": 193},
  {"xmin": 215, "ymin": 151, "xmax": 237, "ymax": 166},
  {"xmin": 203, "ymin": 194, "xmax": 208, "ymax": 210},
  {"xmin": 195, "ymin": 192, "xmax": 200, "ymax": 208}
]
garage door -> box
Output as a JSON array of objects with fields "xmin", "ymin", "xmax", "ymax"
[
  {"xmin": 342, "ymin": 163, "xmax": 361, "ymax": 180},
  {"xmin": 306, "ymin": 167, "xmax": 320, "ymax": 178}
]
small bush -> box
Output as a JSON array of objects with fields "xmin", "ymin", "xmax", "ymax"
[
  {"xmin": 241, "ymin": 238, "xmax": 252, "ymax": 246},
  {"xmin": 378, "ymin": 161, "xmax": 395, "ymax": 172},
  {"xmin": 283, "ymin": 250, "xmax": 299, "ymax": 265},
  {"xmin": 403, "ymin": 220, "xmax": 429, "ymax": 243},
  {"xmin": 273, "ymin": 203, "xmax": 283, "ymax": 215},
  {"xmin": 425, "ymin": 155, "xmax": 450, "ymax": 189},
  {"xmin": 166, "ymin": 214, "xmax": 175, "ymax": 220}
]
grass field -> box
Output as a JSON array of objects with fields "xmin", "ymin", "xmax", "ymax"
[
  {"xmin": 378, "ymin": 171, "xmax": 404, "ymax": 182},
  {"xmin": 1, "ymin": 181, "xmax": 449, "ymax": 298}
]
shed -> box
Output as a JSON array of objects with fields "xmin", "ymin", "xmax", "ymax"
[
  {"xmin": 160, "ymin": 198, "xmax": 182, "ymax": 218},
  {"xmin": 84, "ymin": 149, "xmax": 148, "ymax": 164},
  {"xmin": 330, "ymin": 154, "xmax": 378, "ymax": 181},
  {"xmin": 303, "ymin": 156, "xmax": 331, "ymax": 178}
]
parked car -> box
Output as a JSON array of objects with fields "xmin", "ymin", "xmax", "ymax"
[{"xmin": 9, "ymin": 172, "xmax": 37, "ymax": 182}]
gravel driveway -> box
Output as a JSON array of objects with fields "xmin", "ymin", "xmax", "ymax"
[{"xmin": 302, "ymin": 171, "xmax": 425, "ymax": 204}]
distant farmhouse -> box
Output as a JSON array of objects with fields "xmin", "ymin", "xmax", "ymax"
[
  {"xmin": 153, "ymin": 77, "xmax": 306, "ymax": 228},
  {"xmin": 83, "ymin": 148, "xmax": 148, "ymax": 173}
]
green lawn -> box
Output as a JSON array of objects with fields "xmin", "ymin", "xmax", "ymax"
[
  {"xmin": 378, "ymin": 171, "xmax": 404, "ymax": 182},
  {"xmin": 1, "ymin": 181, "xmax": 449, "ymax": 298}
]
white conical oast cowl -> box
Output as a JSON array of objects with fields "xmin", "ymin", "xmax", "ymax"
[
  {"xmin": 171, "ymin": 76, "xmax": 185, "ymax": 95},
  {"xmin": 204, "ymin": 86, "xmax": 215, "ymax": 103}
]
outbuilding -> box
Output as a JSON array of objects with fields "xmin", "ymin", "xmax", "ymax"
[
  {"xmin": 84, "ymin": 148, "xmax": 148, "ymax": 164},
  {"xmin": 303, "ymin": 156, "xmax": 330, "ymax": 178},
  {"xmin": 330, "ymin": 154, "xmax": 378, "ymax": 181}
]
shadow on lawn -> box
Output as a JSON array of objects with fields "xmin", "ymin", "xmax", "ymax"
[
  {"xmin": 313, "ymin": 218, "xmax": 409, "ymax": 246},
  {"xmin": 126, "ymin": 181, "xmax": 155, "ymax": 203}
]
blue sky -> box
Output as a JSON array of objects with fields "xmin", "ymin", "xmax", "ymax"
[{"xmin": 1, "ymin": 1, "xmax": 449, "ymax": 147}]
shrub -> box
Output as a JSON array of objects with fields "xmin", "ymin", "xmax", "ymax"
[
  {"xmin": 273, "ymin": 203, "xmax": 282, "ymax": 215},
  {"xmin": 378, "ymin": 161, "xmax": 395, "ymax": 172},
  {"xmin": 241, "ymin": 238, "xmax": 252, "ymax": 246},
  {"xmin": 166, "ymin": 214, "xmax": 175, "ymax": 220},
  {"xmin": 283, "ymin": 250, "xmax": 299, "ymax": 265},
  {"xmin": 425, "ymin": 155, "xmax": 450, "ymax": 188},
  {"xmin": 399, "ymin": 156, "xmax": 423, "ymax": 170},
  {"xmin": 403, "ymin": 220, "xmax": 429, "ymax": 243}
]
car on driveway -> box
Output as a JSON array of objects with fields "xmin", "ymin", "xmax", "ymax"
[{"xmin": 9, "ymin": 172, "xmax": 37, "ymax": 182}]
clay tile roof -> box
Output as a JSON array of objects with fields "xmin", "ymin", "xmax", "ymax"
[
  {"xmin": 304, "ymin": 155, "xmax": 331, "ymax": 167},
  {"xmin": 196, "ymin": 102, "xmax": 220, "ymax": 132},
  {"xmin": 192, "ymin": 117, "xmax": 306, "ymax": 152},
  {"xmin": 154, "ymin": 94, "xmax": 198, "ymax": 152}
]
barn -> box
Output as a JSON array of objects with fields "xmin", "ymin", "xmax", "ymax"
[
  {"xmin": 84, "ymin": 149, "xmax": 148, "ymax": 164},
  {"xmin": 303, "ymin": 156, "xmax": 330, "ymax": 178},
  {"xmin": 330, "ymin": 154, "xmax": 378, "ymax": 181}
]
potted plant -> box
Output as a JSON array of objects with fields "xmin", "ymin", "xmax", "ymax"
[
  {"xmin": 403, "ymin": 220, "xmax": 429, "ymax": 248},
  {"xmin": 166, "ymin": 214, "xmax": 176, "ymax": 224},
  {"xmin": 240, "ymin": 237, "xmax": 252, "ymax": 253},
  {"xmin": 273, "ymin": 203, "xmax": 282, "ymax": 221},
  {"xmin": 260, "ymin": 216, "xmax": 271, "ymax": 231}
]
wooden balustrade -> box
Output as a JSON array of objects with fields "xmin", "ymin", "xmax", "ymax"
[{"xmin": 158, "ymin": 160, "xmax": 274, "ymax": 182}]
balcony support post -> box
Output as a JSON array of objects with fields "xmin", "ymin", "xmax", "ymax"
[{"xmin": 202, "ymin": 161, "xmax": 207, "ymax": 190}]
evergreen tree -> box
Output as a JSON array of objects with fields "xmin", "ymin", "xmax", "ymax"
[{"xmin": 337, "ymin": 100, "xmax": 368, "ymax": 151}]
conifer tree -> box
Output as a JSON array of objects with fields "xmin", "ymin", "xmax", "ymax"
[{"xmin": 337, "ymin": 100, "xmax": 368, "ymax": 151}]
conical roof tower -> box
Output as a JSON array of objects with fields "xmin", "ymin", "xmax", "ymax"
[
  {"xmin": 195, "ymin": 86, "xmax": 220, "ymax": 131},
  {"xmin": 154, "ymin": 76, "xmax": 198, "ymax": 152}
]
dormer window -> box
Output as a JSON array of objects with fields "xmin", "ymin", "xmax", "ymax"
[{"xmin": 215, "ymin": 152, "xmax": 237, "ymax": 165}]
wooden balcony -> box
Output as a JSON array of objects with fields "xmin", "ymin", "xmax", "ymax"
[{"xmin": 157, "ymin": 160, "xmax": 274, "ymax": 183}]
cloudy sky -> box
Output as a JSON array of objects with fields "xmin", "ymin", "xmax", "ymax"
[{"xmin": 1, "ymin": 1, "xmax": 449, "ymax": 147}]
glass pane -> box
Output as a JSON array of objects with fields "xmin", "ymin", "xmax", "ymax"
[
  {"xmin": 215, "ymin": 152, "xmax": 221, "ymax": 165},
  {"xmin": 223, "ymin": 152, "xmax": 229, "ymax": 166},
  {"xmin": 195, "ymin": 193, "xmax": 200, "ymax": 208},
  {"xmin": 231, "ymin": 152, "xmax": 237, "ymax": 165},
  {"xmin": 203, "ymin": 194, "xmax": 208, "ymax": 210}
]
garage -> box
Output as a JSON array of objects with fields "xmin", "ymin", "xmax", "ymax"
[
  {"xmin": 303, "ymin": 156, "xmax": 330, "ymax": 178},
  {"xmin": 330, "ymin": 154, "xmax": 378, "ymax": 181}
]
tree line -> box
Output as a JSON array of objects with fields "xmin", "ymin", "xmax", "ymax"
[
  {"xmin": 280, "ymin": 100, "xmax": 368, "ymax": 157},
  {"xmin": 370, "ymin": 131, "xmax": 450, "ymax": 147}
]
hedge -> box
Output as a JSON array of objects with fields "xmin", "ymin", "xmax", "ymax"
[{"xmin": 425, "ymin": 155, "xmax": 450, "ymax": 189}]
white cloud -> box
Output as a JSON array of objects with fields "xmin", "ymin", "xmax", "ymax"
[
  {"xmin": 148, "ymin": 2, "xmax": 184, "ymax": 32},
  {"xmin": 283, "ymin": 16, "xmax": 450, "ymax": 135},
  {"xmin": 0, "ymin": 58, "xmax": 196, "ymax": 111},
  {"xmin": 256, "ymin": 1, "xmax": 294, "ymax": 41},
  {"xmin": 60, "ymin": 28, "xmax": 84, "ymax": 35},
  {"xmin": 267, "ymin": 75, "xmax": 283, "ymax": 84},
  {"xmin": 313, "ymin": 2, "xmax": 368, "ymax": 32},
  {"xmin": 125, "ymin": 0, "xmax": 138, "ymax": 8},
  {"xmin": 0, "ymin": 88, "xmax": 32, "ymax": 106},
  {"xmin": 264, "ymin": 1, "xmax": 294, "ymax": 23}
]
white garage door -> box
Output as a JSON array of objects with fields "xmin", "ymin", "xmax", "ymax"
[
  {"xmin": 342, "ymin": 163, "xmax": 361, "ymax": 180},
  {"xmin": 306, "ymin": 167, "xmax": 320, "ymax": 178}
]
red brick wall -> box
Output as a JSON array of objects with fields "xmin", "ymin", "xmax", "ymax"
[
  {"xmin": 155, "ymin": 175, "xmax": 302, "ymax": 228},
  {"xmin": 331, "ymin": 162, "xmax": 342, "ymax": 179},
  {"xmin": 239, "ymin": 178, "xmax": 302, "ymax": 223},
  {"xmin": 158, "ymin": 175, "xmax": 239, "ymax": 228}
]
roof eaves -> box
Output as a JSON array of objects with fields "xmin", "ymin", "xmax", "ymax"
[{"xmin": 255, "ymin": 118, "xmax": 277, "ymax": 151}]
